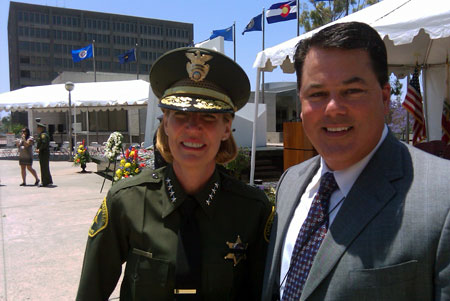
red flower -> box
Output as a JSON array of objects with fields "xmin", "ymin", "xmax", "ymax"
[{"xmin": 140, "ymin": 163, "xmax": 146, "ymax": 167}]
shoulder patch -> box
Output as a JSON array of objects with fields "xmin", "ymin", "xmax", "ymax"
[
  {"xmin": 40, "ymin": 133, "xmax": 46, "ymax": 139},
  {"xmin": 88, "ymin": 197, "xmax": 109, "ymax": 237},
  {"xmin": 264, "ymin": 205, "xmax": 275, "ymax": 243}
]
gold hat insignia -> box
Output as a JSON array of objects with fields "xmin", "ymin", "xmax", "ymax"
[{"xmin": 186, "ymin": 50, "xmax": 213, "ymax": 82}]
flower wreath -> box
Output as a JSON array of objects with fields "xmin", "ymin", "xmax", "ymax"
[{"xmin": 104, "ymin": 132, "xmax": 123, "ymax": 162}]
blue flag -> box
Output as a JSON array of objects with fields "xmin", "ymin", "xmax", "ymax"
[
  {"xmin": 266, "ymin": 1, "xmax": 297, "ymax": 24},
  {"xmin": 210, "ymin": 26, "xmax": 233, "ymax": 41},
  {"xmin": 118, "ymin": 48, "xmax": 136, "ymax": 64},
  {"xmin": 242, "ymin": 14, "xmax": 263, "ymax": 35},
  {"xmin": 71, "ymin": 44, "xmax": 93, "ymax": 62}
]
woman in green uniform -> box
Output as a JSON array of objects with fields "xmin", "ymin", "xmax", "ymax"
[{"xmin": 76, "ymin": 47, "xmax": 272, "ymax": 301}]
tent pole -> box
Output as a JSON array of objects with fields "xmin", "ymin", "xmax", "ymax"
[
  {"xmin": 128, "ymin": 109, "xmax": 132, "ymax": 144},
  {"xmin": 95, "ymin": 111, "xmax": 99, "ymax": 143},
  {"xmin": 74, "ymin": 102, "xmax": 77, "ymax": 147},
  {"xmin": 28, "ymin": 109, "xmax": 34, "ymax": 136},
  {"xmin": 86, "ymin": 110, "xmax": 90, "ymax": 147},
  {"xmin": 250, "ymin": 68, "xmax": 261, "ymax": 186}
]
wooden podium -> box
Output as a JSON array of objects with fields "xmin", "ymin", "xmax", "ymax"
[{"xmin": 283, "ymin": 122, "xmax": 317, "ymax": 170}]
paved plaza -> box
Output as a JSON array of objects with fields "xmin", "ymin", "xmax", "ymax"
[{"xmin": 0, "ymin": 159, "xmax": 121, "ymax": 300}]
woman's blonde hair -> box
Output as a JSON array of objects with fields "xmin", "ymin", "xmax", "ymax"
[{"xmin": 156, "ymin": 110, "xmax": 238, "ymax": 164}]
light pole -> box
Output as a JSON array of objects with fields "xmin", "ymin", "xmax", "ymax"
[{"xmin": 65, "ymin": 81, "xmax": 74, "ymax": 159}]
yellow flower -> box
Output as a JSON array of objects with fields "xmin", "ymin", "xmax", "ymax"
[
  {"xmin": 129, "ymin": 151, "xmax": 135, "ymax": 157},
  {"xmin": 78, "ymin": 149, "xmax": 83, "ymax": 154},
  {"xmin": 120, "ymin": 159, "xmax": 126, "ymax": 166},
  {"xmin": 124, "ymin": 162, "xmax": 131, "ymax": 169},
  {"xmin": 135, "ymin": 168, "xmax": 140, "ymax": 173},
  {"xmin": 115, "ymin": 169, "xmax": 122, "ymax": 177}
]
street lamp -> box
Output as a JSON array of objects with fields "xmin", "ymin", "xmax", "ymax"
[{"xmin": 65, "ymin": 81, "xmax": 74, "ymax": 159}]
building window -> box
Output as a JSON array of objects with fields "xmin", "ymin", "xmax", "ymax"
[
  {"xmin": 20, "ymin": 56, "xmax": 30, "ymax": 64},
  {"xmin": 20, "ymin": 70, "xmax": 31, "ymax": 78}
]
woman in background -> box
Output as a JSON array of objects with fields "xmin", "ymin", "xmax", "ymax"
[{"xmin": 16, "ymin": 127, "xmax": 39, "ymax": 186}]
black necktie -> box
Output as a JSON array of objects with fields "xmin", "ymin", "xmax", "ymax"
[{"xmin": 175, "ymin": 196, "xmax": 202, "ymax": 291}]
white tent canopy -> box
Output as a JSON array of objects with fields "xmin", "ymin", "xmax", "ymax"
[
  {"xmin": 254, "ymin": 0, "xmax": 450, "ymax": 73},
  {"xmin": 253, "ymin": 0, "xmax": 450, "ymax": 141},
  {"xmin": 0, "ymin": 79, "xmax": 149, "ymax": 112}
]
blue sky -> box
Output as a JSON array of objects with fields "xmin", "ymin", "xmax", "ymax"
[{"xmin": 0, "ymin": 0, "xmax": 306, "ymax": 97}]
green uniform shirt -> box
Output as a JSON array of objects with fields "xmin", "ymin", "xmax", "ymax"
[
  {"xmin": 77, "ymin": 165, "xmax": 272, "ymax": 300},
  {"xmin": 36, "ymin": 131, "xmax": 50, "ymax": 155}
]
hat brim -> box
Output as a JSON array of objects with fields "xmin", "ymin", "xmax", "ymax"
[{"xmin": 158, "ymin": 95, "xmax": 234, "ymax": 113}]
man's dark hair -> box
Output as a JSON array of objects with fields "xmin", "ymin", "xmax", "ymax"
[{"xmin": 294, "ymin": 22, "xmax": 388, "ymax": 88}]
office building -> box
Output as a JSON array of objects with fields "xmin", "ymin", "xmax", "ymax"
[
  {"xmin": 8, "ymin": 1, "xmax": 193, "ymax": 90},
  {"xmin": 7, "ymin": 1, "xmax": 193, "ymax": 128}
]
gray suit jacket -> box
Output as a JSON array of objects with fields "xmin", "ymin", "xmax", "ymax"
[{"xmin": 262, "ymin": 132, "xmax": 450, "ymax": 300}]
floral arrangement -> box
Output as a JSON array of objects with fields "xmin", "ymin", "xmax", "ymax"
[
  {"xmin": 104, "ymin": 132, "xmax": 123, "ymax": 162},
  {"xmin": 73, "ymin": 140, "xmax": 90, "ymax": 166},
  {"xmin": 114, "ymin": 146, "xmax": 147, "ymax": 181}
]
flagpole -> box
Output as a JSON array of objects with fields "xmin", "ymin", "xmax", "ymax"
[
  {"xmin": 262, "ymin": 9, "xmax": 265, "ymax": 104},
  {"xmin": 295, "ymin": 0, "xmax": 301, "ymax": 117},
  {"xmin": 250, "ymin": 68, "xmax": 261, "ymax": 185},
  {"xmin": 233, "ymin": 21, "xmax": 236, "ymax": 61},
  {"xmin": 136, "ymin": 43, "xmax": 139, "ymax": 80},
  {"xmin": 92, "ymin": 40, "xmax": 96, "ymax": 82},
  {"xmin": 297, "ymin": 0, "xmax": 300, "ymax": 36},
  {"xmin": 405, "ymin": 74, "xmax": 410, "ymax": 144}
]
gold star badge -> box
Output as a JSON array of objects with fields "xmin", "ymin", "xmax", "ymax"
[{"xmin": 224, "ymin": 235, "xmax": 248, "ymax": 266}]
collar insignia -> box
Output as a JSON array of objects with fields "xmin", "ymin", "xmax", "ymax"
[
  {"xmin": 206, "ymin": 182, "xmax": 219, "ymax": 206},
  {"xmin": 186, "ymin": 50, "xmax": 213, "ymax": 82},
  {"xmin": 224, "ymin": 235, "xmax": 248, "ymax": 267},
  {"xmin": 165, "ymin": 177, "xmax": 219, "ymax": 206},
  {"xmin": 165, "ymin": 178, "xmax": 177, "ymax": 203}
]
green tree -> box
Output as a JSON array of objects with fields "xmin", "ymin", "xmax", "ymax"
[
  {"xmin": 1, "ymin": 115, "xmax": 25, "ymax": 135},
  {"xmin": 299, "ymin": 0, "xmax": 380, "ymax": 32}
]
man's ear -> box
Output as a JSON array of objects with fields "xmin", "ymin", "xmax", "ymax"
[{"xmin": 382, "ymin": 82, "xmax": 391, "ymax": 115}]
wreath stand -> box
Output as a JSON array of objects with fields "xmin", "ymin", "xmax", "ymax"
[
  {"xmin": 100, "ymin": 160, "xmax": 117, "ymax": 193},
  {"xmin": 100, "ymin": 147, "xmax": 126, "ymax": 193}
]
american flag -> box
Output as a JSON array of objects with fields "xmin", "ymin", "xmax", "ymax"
[
  {"xmin": 442, "ymin": 98, "xmax": 450, "ymax": 144},
  {"xmin": 402, "ymin": 67, "xmax": 426, "ymax": 145}
]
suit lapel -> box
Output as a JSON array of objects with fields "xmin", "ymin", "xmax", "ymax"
[
  {"xmin": 301, "ymin": 132, "xmax": 404, "ymax": 300},
  {"xmin": 268, "ymin": 158, "xmax": 320, "ymax": 295}
]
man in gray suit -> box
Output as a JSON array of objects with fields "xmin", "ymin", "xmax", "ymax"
[{"xmin": 263, "ymin": 22, "xmax": 450, "ymax": 300}]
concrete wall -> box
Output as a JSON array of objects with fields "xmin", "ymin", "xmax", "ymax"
[{"xmin": 233, "ymin": 103, "xmax": 267, "ymax": 147}]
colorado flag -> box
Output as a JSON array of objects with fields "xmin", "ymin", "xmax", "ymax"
[{"xmin": 266, "ymin": 1, "xmax": 297, "ymax": 24}]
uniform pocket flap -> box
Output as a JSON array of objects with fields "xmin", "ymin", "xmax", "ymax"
[{"xmin": 126, "ymin": 251, "xmax": 170, "ymax": 286}]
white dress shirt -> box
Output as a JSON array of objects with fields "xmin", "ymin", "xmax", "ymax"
[{"xmin": 279, "ymin": 125, "xmax": 389, "ymax": 295}]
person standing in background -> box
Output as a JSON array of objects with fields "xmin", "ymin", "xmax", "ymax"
[
  {"xmin": 16, "ymin": 127, "xmax": 39, "ymax": 186},
  {"xmin": 36, "ymin": 122, "xmax": 53, "ymax": 187}
]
